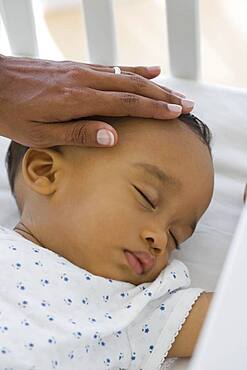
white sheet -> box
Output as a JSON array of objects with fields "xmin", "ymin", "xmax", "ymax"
[
  {"xmin": 156, "ymin": 77, "xmax": 247, "ymax": 370},
  {"xmin": 0, "ymin": 76, "xmax": 246, "ymax": 370}
]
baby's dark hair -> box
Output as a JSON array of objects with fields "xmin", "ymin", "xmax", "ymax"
[{"xmin": 5, "ymin": 113, "xmax": 212, "ymax": 209}]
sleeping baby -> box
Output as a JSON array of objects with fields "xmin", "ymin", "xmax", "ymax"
[{"xmin": 0, "ymin": 113, "xmax": 214, "ymax": 369}]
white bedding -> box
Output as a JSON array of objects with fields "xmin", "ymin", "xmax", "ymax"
[{"xmin": 0, "ymin": 76, "xmax": 246, "ymax": 370}]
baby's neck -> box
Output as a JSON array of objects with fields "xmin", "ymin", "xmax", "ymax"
[{"xmin": 14, "ymin": 221, "xmax": 43, "ymax": 247}]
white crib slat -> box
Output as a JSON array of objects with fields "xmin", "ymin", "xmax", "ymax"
[
  {"xmin": 0, "ymin": 0, "xmax": 38, "ymax": 57},
  {"xmin": 165, "ymin": 0, "xmax": 200, "ymax": 80},
  {"xmin": 82, "ymin": 0, "xmax": 117, "ymax": 65},
  {"xmin": 188, "ymin": 203, "xmax": 247, "ymax": 370}
]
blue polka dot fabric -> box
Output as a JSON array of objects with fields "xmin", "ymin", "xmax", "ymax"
[{"xmin": 0, "ymin": 226, "xmax": 204, "ymax": 370}]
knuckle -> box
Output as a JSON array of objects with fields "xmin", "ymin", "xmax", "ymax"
[
  {"xmin": 151, "ymin": 101, "xmax": 167, "ymax": 118},
  {"xmin": 120, "ymin": 93, "xmax": 139, "ymax": 109},
  {"xmin": 66, "ymin": 67, "xmax": 82, "ymax": 79},
  {"xmin": 48, "ymin": 83, "xmax": 62, "ymax": 95},
  {"xmin": 129, "ymin": 74, "xmax": 146, "ymax": 91},
  {"xmin": 61, "ymin": 86, "xmax": 91, "ymax": 101},
  {"xmin": 75, "ymin": 86, "xmax": 92, "ymax": 101},
  {"xmin": 58, "ymin": 86, "xmax": 93, "ymax": 118},
  {"xmin": 66, "ymin": 66, "xmax": 90, "ymax": 81},
  {"xmin": 136, "ymin": 66, "xmax": 151, "ymax": 76},
  {"xmin": 28, "ymin": 125, "xmax": 49, "ymax": 148},
  {"xmin": 61, "ymin": 86, "xmax": 75, "ymax": 99},
  {"xmin": 68, "ymin": 122, "xmax": 90, "ymax": 145},
  {"xmin": 166, "ymin": 91, "xmax": 179, "ymax": 103}
]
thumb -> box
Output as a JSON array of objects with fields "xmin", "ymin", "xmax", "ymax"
[{"xmin": 61, "ymin": 120, "xmax": 118, "ymax": 147}]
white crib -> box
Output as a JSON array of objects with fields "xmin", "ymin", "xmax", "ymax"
[{"xmin": 0, "ymin": 1, "xmax": 246, "ymax": 369}]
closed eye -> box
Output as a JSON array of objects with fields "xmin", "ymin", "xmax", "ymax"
[
  {"xmin": 134, "ymin": 185, "xmax": 181, "ymax": 250},
  {"xmin": 133, "ymin": 186, "xmax": 155, "ymax": 209}
]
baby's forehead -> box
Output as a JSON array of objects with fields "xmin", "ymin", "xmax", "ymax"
[
  {"xmin": 65, "ymin": 116, "xmax": 212, "ymax": 177},
  {"xmin": 112, "ymin": 115, "xmax": 211, "ymax": 150},
  {"xmin": 110, "ymin": 116, "xmax": 179, "ymax": 130},
  {"xmin": 87, "ymin": 115, "xmax": 179, "ymax": 133},
  {"xmin": 115, "ymin": 117, "xmax": 201, "ymax": 145},
  {"xmin": 116, "ymin": 117, "xmax": 199, "ymax": 148}
]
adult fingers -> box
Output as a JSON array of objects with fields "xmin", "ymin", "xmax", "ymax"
[
  {"xmin": 17, "ymin": 89, "xmax": 182, "ymax": 148},
  {"xmin": 84, "ymin": 72, "xmax": 194, "ymax": 113},
  {"xmin": 79, "ymin": 90, "xmax": 183, "ymax": 119},
  {"xmin": 21, "ymin": 120, "xmax": 118, "ymax": 148},
  {"xmin": 81, "ymin": 62, "xmax": 162, "ymax": 79},
  {"xmin": 81, "ymin": 63, "xmax": 186, "ymax": 98},
  {"xmin": 153, "ymin": 82, "xmax": 186, "ymax": 98},
  {"xmin": 88, "ymin": 66, "xmax": 186, "ymax": 98},
  {"xmin": 27, "ymin": 87, "xmax": 183, "ymax": 148}
]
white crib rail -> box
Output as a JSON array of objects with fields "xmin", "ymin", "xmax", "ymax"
[
  {"xmin": 82, "ymin": 0, "xmax": 117, "ymax": 66},
  {"xmin": 0, "ymin": 0, "xmax": 200, "ymax": 79},
  {"xmin": 81, "ymin": 0, "xmax": 201, "ymax": 79},
  {"xmin": 166, "ymin": 0, "xmax": 200, "ymax": 79},
  {"xmin": 0, "ymin": 0, "xmax": 38, "ymax": 57},
  {"xmin": 189, "ymin": 202, "xmax": 247, "ymax": 370}
]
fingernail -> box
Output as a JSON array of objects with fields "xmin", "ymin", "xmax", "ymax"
[
  {"xmin": 147, "ymin": 66, "xmax": 161, "ymax": 73},
  {"xmin": 97, "ymin": 129, "xmax": 115, "ymax": 146},
  {"xmin": 168, "ymin": 104, "xmax": 182, "ymax": 113},
  {"xmin": 181, "ymin": 99, "xmax": 194, "ymax": 109}
]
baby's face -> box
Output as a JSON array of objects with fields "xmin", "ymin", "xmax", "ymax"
[{"xmin": 20, "ymin": 117, "xmax": 214, "ymax": 285}]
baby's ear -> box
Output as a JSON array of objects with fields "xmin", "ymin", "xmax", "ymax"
[
  {"xmin": 21, "ymin": 148, "xmax": 62, "ymax": 195},
  {"xmin": 243, "ymin": 184, "xmax": 247, "ymax": 203}
]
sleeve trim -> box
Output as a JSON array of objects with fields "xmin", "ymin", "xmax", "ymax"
[{"xmin": 142, "ymin": 288, "xmax": 205, "ymax": 370}]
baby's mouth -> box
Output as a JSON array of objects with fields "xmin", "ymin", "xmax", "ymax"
[
  {"xmin": 124, "ymin": 250, "xmax": 144, "ymax": 275},
  {"xmin": 124, "ymin": 249, "xmax": 155, "ymax": 275}
]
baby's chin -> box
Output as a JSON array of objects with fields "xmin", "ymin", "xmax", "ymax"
[{"xmin": 125, "ymin": 266, "xmax": 168, "ymax": 286}]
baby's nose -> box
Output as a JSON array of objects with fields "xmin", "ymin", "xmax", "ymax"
[{"xmin": 142, "ymin": 230, "xmax": 168, "ymax": 255}]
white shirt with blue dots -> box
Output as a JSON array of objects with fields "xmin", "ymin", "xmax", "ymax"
[{"xmin": 0, "ymin": 226, "xmax": 204, "ymax": 370}]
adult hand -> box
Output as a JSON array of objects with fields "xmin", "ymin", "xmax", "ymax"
[{"xmin": 0, "ymin": 54, "xmax": 194, "ymax": 148}]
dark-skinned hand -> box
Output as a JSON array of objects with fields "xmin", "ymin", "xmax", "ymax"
[{"xmin": 0, "ymin": 55, "xmax": 194, "ymax": 148}]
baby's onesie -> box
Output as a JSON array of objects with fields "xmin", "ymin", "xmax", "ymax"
[{"xmin": 0, "ymin": 226, "xmax": 204, "ymax": 370}]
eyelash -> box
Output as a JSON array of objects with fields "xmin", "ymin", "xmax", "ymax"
[
  {"xmin": 134, "ymin": 186, "xmax": 155, "ymax": 209},
  {"xmin": 134, "ymin": 186, "xmax": 181, "ymax": 250}
]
